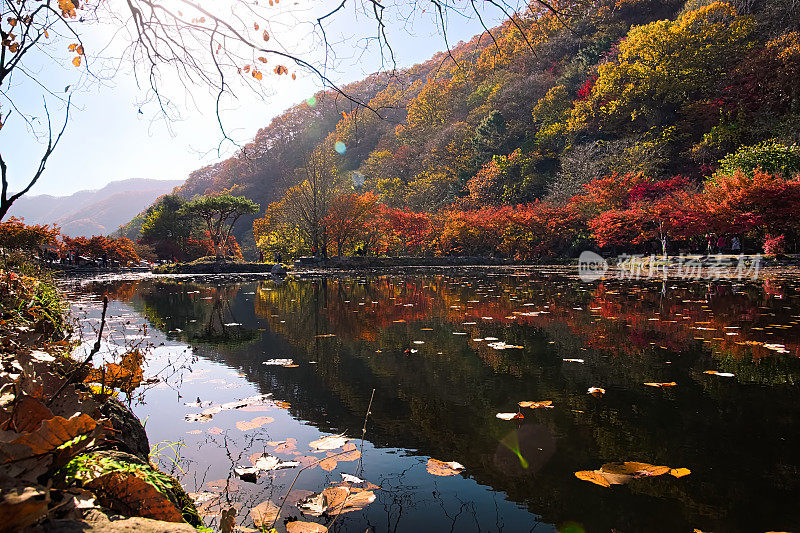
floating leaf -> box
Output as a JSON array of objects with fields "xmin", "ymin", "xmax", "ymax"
[
  {"xmin": 298, "ymin": 487, "xmax": 375, "ymax": 517},
  {"xmin": 587, "ymin": 387, "xmax": 606, "ymax": 397},
  {"xmin": 575, "ymin": 470, "xmax": 611, "ymax": 488},
  {"xmin": 496, "ymin": 412, "xmax": 524, "ymax": 420},
  {"xmin": 704, "ymin": 371, "xmax": 735, "ymax": 377},
  {"xmin": 250, "ymin": 499, "xmax": 280, "ymax": 528},
  {"xmin": 670, "ymin": 468, "xmax": 691, "ymax": 478},
  {"xmin": 426, "ymin": 458, "xmax": 465, "ymax": 476},
  {"xmin": 235, "ymin": 416, "xmax": 274, "ymax": 431},
  {"xmin": 253, "ymin": 454, "xmax": 299, "ymax": 471},
  {"xmin": 518, "ymin": 401, "xmax": 553, "ymax": 409},
  {"xmin": 309, "ymin": 434, "xmax": 347, "ymax": 451},
  {"xmin": 286, "ymin": 521, "xmax": 328, "ymax": 533},
  {"xmin": 336, "ymin": 442, "xmax": 361, "ymax": 462},
  {"xmin": 319, "ymin": 456, "xmax": 337, "ymax": 471},
  {"xmin": 644, "ymin": 382, "xmax": 677, "ymax": 388}
]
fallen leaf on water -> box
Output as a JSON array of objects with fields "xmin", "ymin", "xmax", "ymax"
[
  {"xmin": 315, "ymin": 334, "xmax": 336, "ymax": 338},
  {"xmin": 670, "ymin": 468, "xmax": 691, "ymax": 478},
  {"xmin": 253, "ymin": 454, "xmax": 299, "ymax": 471},
  {"xmin": 286, "ymin": 521, "xmax": 328, "ymax": 533},
  {"xmin": 250, "ymin": 499, "xmax": 280, "ymax": 528},
  {"xmin": 341, "ymin": 473, "xmax": 364, "ymax": 484},
  {"xmin": 704, "ymin": 371, "xmax": 735, "ymax": 377},
  {"xmin": 309, "ymin": 434, "xmax": 348, "ymax": 451},
  {"xmin": 518, "ymin": 401, "xmax": 553, "ymax": 409},
  {"xmin": 336, "ymin": 442, "xmax": 361, "ymax": 462},
  {"xmin": 575, "ymin": 470, "xmax": 611, "ymax": 488},
  {"xmin": 319, "ymin": 456, "xmax": 338, "ymax": 471},
  {"xmin": 274, "ymin": 438, "xmax": 297, "ymax": 453},
  {"xmin": 575, "ymin": 461, "xmax": 684, "ymax": 488},
  {"xmin": 236, "ymin": 416, "xmax": 275, "ymax": 431},
  {"xmin": 298, "ymin": 487, "xmax": 376, "ymax": 517},
  {"xmin": 644, "ymin": 382, "xmax": 677, "ymax": 388},
  {"xmin": 263, "ymin": 359, "xmax": 293, "ymax": 366},
  {"xmin": 563, "ymin": 358, "xmax": 585, "ymax": 363},
  {"xmin": 587, "ymin": 387, "xmax": 606, "ymax": 397},
  {"xmin": 496, "ymin": 412, "xmax": 524, "ymax": 420},
  {"xmin": 426, "ymin": 458, "xmax": 465, "ymax": 476}
]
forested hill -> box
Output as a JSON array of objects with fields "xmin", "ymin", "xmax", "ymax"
[{"xmin": 121, "ymin": 0, "xmax": 800, "ymax": 255}]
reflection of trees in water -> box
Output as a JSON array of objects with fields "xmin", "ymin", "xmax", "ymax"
[
  {"xmin": 127, "ymin": 280, "xmax": 261, "ymax": 350},
  {"xmin": 247, "ymin": 274, "xmax": 800, "ymax": 531},
  {"xmin": 89, "ymin": 275, "xmax": 800, "ymax": 531}
]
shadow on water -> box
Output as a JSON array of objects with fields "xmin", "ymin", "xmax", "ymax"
[{"xmin": 73, "ymin": 272, "xmax": 800, "ymax": 532}]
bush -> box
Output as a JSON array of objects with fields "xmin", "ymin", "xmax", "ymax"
[{"xmin": 717, "ymin": 140, "xmax": 800, "ymax": 177}]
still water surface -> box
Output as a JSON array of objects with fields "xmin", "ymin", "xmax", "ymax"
[{"xmin": 65, "ymin": 270, "xmax": 800, "ymax": 532}]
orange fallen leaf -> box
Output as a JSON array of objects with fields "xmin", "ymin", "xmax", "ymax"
[
  {"xmin": 518, "ymin": 400, "xmax": 553, "ymax": 409},
  {"xmin": 286, "ymin": 521, "xmax": 328, "ymax": 533},
  {"xmin": 426, "ymin": 458, "xmax": 465, "ymax": 476},
  {"xmin": 669, "ymin": 468, "xmax": 691, "ymax": 478},
  {"xmin": 235, "ymin": 416, "xmax": 274, "ymax": 431},
  {"xmin": 644, "ymin": 382, "xmax": 677, "ymax": 388},
  {"xmin": 575, "ymin": 470, "xmax": 611, "ymax": 487}
]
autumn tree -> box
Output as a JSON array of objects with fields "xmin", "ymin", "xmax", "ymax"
[
  {"xmin": 0, "ymin": 217, "xmax": 60, "ymax": 252},
  {"xmin": 1, "ymin": 0, "xmax": 578, "ymax": 219},
  {"xmin": 323, "ymin": 192, "xmax": 381, "ymax": 256},
  {"xmin": 181, "ymin": 195, "xmax": 259, "ymax": 259}
]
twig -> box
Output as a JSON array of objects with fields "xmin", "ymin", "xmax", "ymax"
[
  {"xmin": 46, "ymin": 296, "xmax": 108, "ymax": 406},
  {"xmin": 355, "ymin": 388, "xmax": 375, "ymax": 477}
]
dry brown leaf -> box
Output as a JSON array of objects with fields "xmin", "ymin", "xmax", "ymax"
[
  {"xmin": 85, "ymin": 471, "xmax": 184, "ymax": 522},
  {"xmin": 426, "ymin": 458, "xmax": 465, "ymax": 477},
  {"xmin": 319, "ymin": 456, "xmax": 337, "ymax": 471},
  {"xmin": 11, "ymin": 396, "xmax": 53, "ymax": 433},
  {"xmin": 518, "ymin": 401, "xmax": 553, "ymax": 409},
  {"xmin": 0, "ymin": 475, "xmax": 50, "ymax": 531},
  {"xmin": 286, "ymin": 520, "xmax": 328, "ymax": 533},
  {"xmin": 249, "ymin": 499, "xmax": 280, "ymax": 528},
  {"xmin": 6, "ymin": 414, "xmax": 96, "ymax": 457},
  {"xmin": 336, "ymin": 442, "xmax": 361, "ymax": 462},
  {"xmin": 235, "ymin": 416, "xmax": 274, "ymax": 431},
  {"xmin": 644, "ymin": 382, "xmax": 677, "ymax": 388}
]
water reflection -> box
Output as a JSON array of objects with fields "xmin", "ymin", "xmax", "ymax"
[{"xmin": 74, "ymin": 272, "xmax": 800, "ymax": 532}]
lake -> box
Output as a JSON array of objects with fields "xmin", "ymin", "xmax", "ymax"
[{"xmin": 63, "ymin": 269, "xmax": 800, "ymax": 532}]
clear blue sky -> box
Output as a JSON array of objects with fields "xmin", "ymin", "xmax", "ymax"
[{"xmin": 3, "ymin": 0, "xmax": 512, "ymax": 197}]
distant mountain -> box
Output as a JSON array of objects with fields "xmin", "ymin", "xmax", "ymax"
[{"xmin": 8, "ymin": 178, "xmax": 184, "ymax": 237}]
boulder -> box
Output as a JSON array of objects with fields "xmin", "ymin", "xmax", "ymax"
[{"xmin": 97, "ymin": 398, "xmax": 149, "ymax": 460}]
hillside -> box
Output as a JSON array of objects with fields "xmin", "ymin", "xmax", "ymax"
[
  {"xmin": 125, "ymin": 0, "xmax": 800, "ymax": 257},
  {"xmin": 10, "ymin": 179, "xmax": 183, "ymax": 237}
]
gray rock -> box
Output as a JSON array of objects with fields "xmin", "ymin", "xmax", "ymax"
[{"xmin": 270, "ymin": 263, "xmax": 287, "ymax": 275}]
